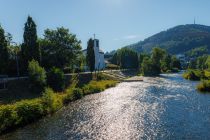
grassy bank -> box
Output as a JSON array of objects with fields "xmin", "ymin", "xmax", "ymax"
[
  {"xmin": 0, "ymin": 73, "xmax": 118, "ymax": 134},
  {"xmin": 183, "ymin": 69, "xmax": 210, "ymax": 92}
]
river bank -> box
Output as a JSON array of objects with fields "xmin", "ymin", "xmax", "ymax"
[
  {"xmin": 2, "ymin": 73, "xmax": 210, "ymax": 139},
  {"xmin": 0, "ymin": 73, "xmax": 120, "ymax": 135}
]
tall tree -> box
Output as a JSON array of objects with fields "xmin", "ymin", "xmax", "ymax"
[
  {"xmin": 151, "ymin": 47, "xmax": 166, "ymax": 75},
  {"xmin": 21, "ymin": 16, "xmax": 40, "ymax": 71},
  {"xmin": 86, "ymin": 38, "xmax": 95, "ymax": 73},
  {"xmin": 0, "ymin": 25, "xmax": 9, "ymax": 74},
  {"xmin": 40, "ymin": 27, "xmax": 81, "ymax": 70}
]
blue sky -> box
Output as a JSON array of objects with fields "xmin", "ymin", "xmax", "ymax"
[{"xmin": 1, "ymin": 0, "xmax": 210, "ymax": 52}]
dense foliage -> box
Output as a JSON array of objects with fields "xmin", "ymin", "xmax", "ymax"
[
  {"xmin": 21, "ymin": 16, "xmax": 40, "ymax": 72},
  {"xmin": 140, "ymin": 47, "xmax": 181, "ymax": 76},
  {"xmin": 183, "ymin": 53, "xmax": 210, "ymax": 92},
  {"xmin": 111, "ymin": 48, "xmax": 139, "ymax": 69},
  {"xmin": 0, "ymin": 25, "xmax": 9, "ymax": 74},
  {"xmin": 28, "ymin": 60, "xmax": 46, "ymax": 92},
  {"xmin": 40, "ymin": 27, "xmax": 82, "ymax": 70}
]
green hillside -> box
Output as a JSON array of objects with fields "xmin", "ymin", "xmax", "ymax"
[{"xmin": 126, "ymin": 24, "xmax": 210, "ymax": 54}]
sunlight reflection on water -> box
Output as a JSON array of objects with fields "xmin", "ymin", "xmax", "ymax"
[{"xmin": 2, "ymin": 73, "xmax": 210, "ymax": 140}]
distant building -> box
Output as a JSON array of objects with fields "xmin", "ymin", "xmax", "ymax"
[{"xmin": 83, "ymin": 38, "xmax": 105, "ymax": 71}]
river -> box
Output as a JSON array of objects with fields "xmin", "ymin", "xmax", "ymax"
[{"xmin": 1, "ymin": 73, "xmax": 210, "ymax": 140}]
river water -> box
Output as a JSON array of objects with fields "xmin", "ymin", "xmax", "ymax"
[{"xmin": 1, "ymin": 73, "xmax": 210, "ymax": 140}]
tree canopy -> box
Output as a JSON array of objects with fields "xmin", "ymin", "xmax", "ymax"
[
  {"xmin": 21, "ymin": 16, "xmax": 40, "ymax": 71},
  {"xmin": 40, "ymin": 27, "xmax": 82, "ymax": 70},
  {"xmin": 0, "ymin": 25, "xmax": 9, "ymax": 74}
]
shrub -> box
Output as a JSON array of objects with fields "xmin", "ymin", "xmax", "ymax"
[
  {"xmin": 41, "ymin": 88, "xmax": 57, "ymax": 114},
  {"xmin": 15, "ymin": 99, "xmax": 44, "ymax": 125},
  {"xmin": 47, "ymin": 67, "xmax": 65, "ymax": 92},
  {"xmin": 28, "ymin": 60, "xmax": 47, "ymax": 92},
  {"xmin": 0, "ymin": 105, "xmax": 17, "ymax": 133},
  {"xmin": 72, "ymin": 88, "xmax": 83, "ymax": 100},
  {"xmin": 183, "ymin": 70, "xmax": 200, "ymax": 81},
  {"xmin": 82, "ymin": 80, "xmax": 117, "ymax": 95},
  {"xmin": 197, "ymin": 80, "xmax": 210, "ymax": 92},
  {"xmin": 63, "ymin": 88, "xmax": 83, "ymax": 104},
  {"xmin": 96, "ymin": 73, "xmax": 106, "ymax": 81}
]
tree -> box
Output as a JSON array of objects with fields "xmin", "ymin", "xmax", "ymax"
[
  {"xmin": 21, "ymin": 16, "xmax": 40, "ymax": 71},
  {"xmin": 111, "ymin": 48, "xmax": 139, "ymax": 69},
  {"xmin": 141, "ymin": 57, "xmax": 156, "ymax": 76},
  {"xmin": 40, "ymin": 27, "xmax": 81, "ymax": 70},
  {"xmin": 151, "ymin": 47, "xmax": 166, "ymax": 75},
  {"xmin": 86, "ymin": 38, "xmax": 95, "ymax": 73},
  {"xmin": 0, "ymin": 25, "xmax": 9, "ymax": 74},
  {"xmin": 171, "ymin": 56, "xmax": 181, "ymax": 69},
  {"xmin": 161, "ymin": 54, "xmax": 172, "ymax": 72}
]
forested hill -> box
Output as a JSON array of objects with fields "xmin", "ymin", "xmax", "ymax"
[{"xmin": 126, "ymin": 24, "xmax": 210, "ymax": 54}]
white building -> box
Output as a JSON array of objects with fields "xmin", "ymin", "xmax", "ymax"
[{"xmin": 83, "ymin": 39, "xmax": 105, "ymax": 71}]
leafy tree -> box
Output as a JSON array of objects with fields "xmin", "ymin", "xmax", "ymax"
[
  {"xmin": 161, "ymin": 54, "xmax": 172, "ymax": 72},
  {"xmin": 47, "ymin": 67, "xmax": 65, "ymax": 92},
  {"xmin": 28, "ymin": 60, "xmax": 46, "ymax": 92},
  {"xmin": 141, "ymin": 57, "xmax": 156, "ymax": 76},
  {"xmin": 7, "ymin": 45, "xmax": 21, "ymax": 76},
  {"xmin": 86, "ymin": 38, "xmax": 95, "ymax": 72},
  {"xmin": 151, "ymin": 47, "xmax": 166, "ymax": 74},
  {"xmin": 40, "ymin": 27, "xmax": 81, "ymax": 70},
  {"xmin": 196, "ymin": 55, "xmax": 208, "ymax": 70},
  {"xmin": 21, "ymin": 16, "xmax": 40, "ymax": 71},
  {"xmin": 111, "ymin": 48, "xmax": 139, "ymax": 69},
  {"xmin": 170, "ymin": 56, "xmax": 181, "ymax": 70},
  {"xmin": 0, "ymin": 25, "xmax": 9, "ymax": 74}
]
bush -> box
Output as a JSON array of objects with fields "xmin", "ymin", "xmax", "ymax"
[
  {"xmin": 63, "ymin": 88, "xmax": 83, "ymax": 104},
  {"xmin": 183, "ymin": 70, "xmax": 200, "ymax": 81},
  {"xmin": 82, "ymin": 80, "xmax": 117, "ymax": 95},
  {"xmin": 197, "ymin": 80, "xmax": 210, "ymax": 92},
  {"xmin": 15, "ymin": 99, "xmax": 44, "ymax": 125},
  {"xmin": 47, "ymin": 67, "xmax": 65, "ymax": 92},
  {"xmin": 41, "ymin": 88, "xmax": 57, "ymax": 114},
  {"xmin": 0, "ymin": 105, "xmax": 17, "ymax": 133},
  {"xmin": 28, "ymin": 60, "xmax": 47, "ymax": 92},
  {"xmin": 72, "ymin": 88, "xmax": 83, "ymax": 100}
]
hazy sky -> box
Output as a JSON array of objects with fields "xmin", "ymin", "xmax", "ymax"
[{"xmin": 1, "ymin": 0, "xmax": 210, "ymax": 52}]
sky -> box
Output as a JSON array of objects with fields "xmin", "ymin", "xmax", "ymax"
[{"xmin": 1, "ymin": 0, "xmax": 210, "ymax": 52}]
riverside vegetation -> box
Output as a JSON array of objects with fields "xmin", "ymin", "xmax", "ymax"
[
  {"xmin": 183, "ymin": 54, "xmax": 210, "ymax": 92},
  {"xmin": 0, "ymin": 60, "xmax": 118, "ymax": 134}
]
